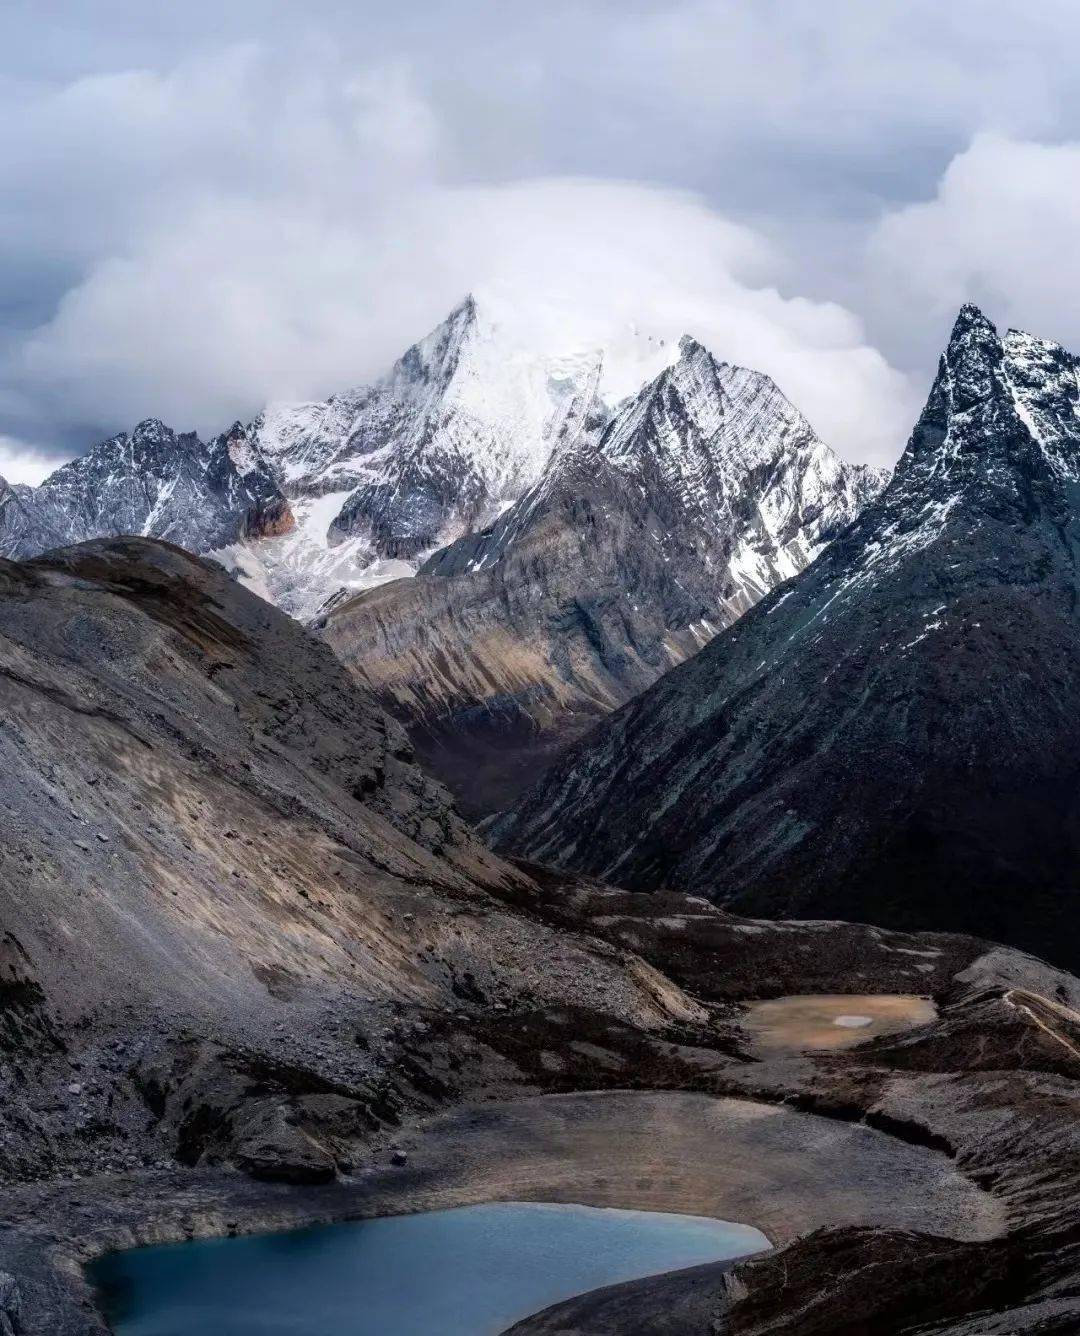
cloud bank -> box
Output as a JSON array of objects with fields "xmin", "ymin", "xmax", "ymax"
[
  {"xmin": 8, "ymin": 2, "xmax": 1080, "ymax": 479},
  {"xmin": 869, "ymin": 134, "xmax": 1080, "ymax": 356},
  {"xmin": 1, "ymin": 45, "xmax": 914, "ymax": 470},
  {"xmin": 0, "ymin": 438, "xmax": 57, "ymax": 486}
]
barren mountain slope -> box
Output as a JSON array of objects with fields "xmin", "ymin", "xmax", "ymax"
[
  {"xmin": 0, "ymin": 537, "xmax": 700, "ymax": 1183},
  {"xmin": 492, "ymin": 305, "xmax": 1080, "ymax": 970},
  {"xmin": 5, "ymin": 539, "xmax": 1080, "ymax": 1336}
]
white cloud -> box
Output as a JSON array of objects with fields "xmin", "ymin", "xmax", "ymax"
[
  {"xmin": 11, "ymin": 2, "xmax": 1080, "ymax": 470},
  {"xmin": 4, "ymin": 47, "xmax": 914, "ymax": 466},
  {"xmin": 0, "ymin": 437, "xmax": 63, "ymax": 486},
  {"xmin": 868, "ymin": 134, "xmax": 1080, "ymax": 356}
]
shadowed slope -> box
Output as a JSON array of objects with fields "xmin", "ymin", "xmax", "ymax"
[{"xmin": 492, "ymin": 306, "xmax": 1080, "ymax": 969}]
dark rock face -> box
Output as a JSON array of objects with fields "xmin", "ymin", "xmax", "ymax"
[
  {"xmin": 323, "ymin": 338, "xmax": 882, "ymax": 816},
  {"xmin": 0, "ymin": 1272, "xmax": 19, "ymax": 1336},
  {"xmin": 0, "ymin": 418, "xmax": 292, "ymax": 561},
  {"xmin": 0, "ymin": 934, "xmax": 57, "ymax": 1056},
  {"xmin": 492, "ymin": 305, "xmax": 1080, "ymax": 970},
  {"xmin": 504, "ymin": 1231, "xmax": 1021, "ymax": 1336}
]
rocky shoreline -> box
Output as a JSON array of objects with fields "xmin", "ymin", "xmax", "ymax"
[
  {"xmin": 0, "ymin": 1081, "xmax": 1004, "ymax": 1334},
  {"xmin": 11, "ymin": 916, "xmax": 1080, "ymax": 1336}
]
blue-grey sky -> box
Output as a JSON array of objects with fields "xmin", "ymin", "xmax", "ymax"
[{"xmin": 4, "ymin": 0, "xmax": 1080, "ymax": 476}]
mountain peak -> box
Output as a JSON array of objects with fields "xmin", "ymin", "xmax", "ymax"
[
  {"xmin": 676, "ymin": 334, "xmax": 711, "ymax": 360},
  {"xmin": 934, "ymin": 304, "xmax": 1003, "ymax": 400},
  {"xmin": 439, "ymin": 292, "xmax": 481, "ymax": 344},
  {"xmin": 132, "ymin": 417, "xmax": 171, "ymax": 436},
  {"xmin": 951, "ymin": 301, "xmax": 995, "ymax": 335},
  {"xmin": 849, "ymin": 306, "xmax": 1080, "ymax": 592},
  {"xmin": 943, "ymin": 302, "xmax": 1001, "ymax": 359},
  {"xmin": 491, "ymin": 311, "xmax": 1080, "ymax": 972},
  {"xmin": 452, "ymin": 291, "xmax": 478, "ymax": 322},
  {"xmin": 390, "ymin": 294, "xmax": 481, "ymax": 392},
  {"xmin": 892, "ymin": 305, "xmax": 1014, "ymax": 486}
]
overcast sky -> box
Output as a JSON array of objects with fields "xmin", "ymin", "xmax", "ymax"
[{"xmin": 3, "ymin": 0, "xmax": 1080, "ymax": 479}]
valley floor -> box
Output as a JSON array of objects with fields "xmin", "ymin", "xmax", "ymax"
[{"xmin": 4, "ymin": 1087, "xmax": 1002, "ymax": 1334}]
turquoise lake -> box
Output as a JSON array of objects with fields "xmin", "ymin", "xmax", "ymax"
[{"xmin": 91, "ymin": 1200, "xmax": 770, "ymax": 1335}]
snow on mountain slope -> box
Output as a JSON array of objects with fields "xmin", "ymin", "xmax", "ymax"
[
  {"xmin": 209, "ymin": 298, "xmax": 686, "ymax": 617},
  {"xmin": 203, "ymin": 297, "xmax": 647, "ymax": 615},
  {"xmin": 0, "ymin": 297, "xmax": 877, "ymax": 624},
  {"xmin": 428, "ymin": 336, "xmax": 885, "ymax": 620},
  {"xmin": 286, "ymin": 295, "xmax": 661, "ymax": 567},
  {"xmin": 0, "ymin": 297, "xmax": 627, "ymax": 615},
  {"xmin": 596, "ymin": 337, "xmax": 885, "ymax": 619},
  {"xmin": 322, "ymin": 335, "xmax": 884, "ymax": 815},
  {"xmin": 0, "ymin": 419, "xmax": 293, "ymax": 563},
  {"xmin": 212, "ymin": 491, "xmax": 417, "ymax": 618}
]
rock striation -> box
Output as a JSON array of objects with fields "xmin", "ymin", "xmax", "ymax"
[
  {"xmin": 492, "ymin": 305, "xmax": 1080, "ymax": 971},
  {"xmin": 0, "ymin": 418, "xmax": 293, "ymax": 559},
  {"xmin": 322, "ymin": 337, "xmax": 881, "ymax": 814}
]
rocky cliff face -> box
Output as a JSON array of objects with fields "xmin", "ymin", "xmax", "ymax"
[
  {"xmin": 491, "ymin": 305, "xmax": 1080, "ymax": 970},
  {"xmin": 0, "ymin": 418, "xmax": 293, "ymax": 561},
  {"xmin": 322, "ymin": 337, "xmax": 882, "ymax": 815}
]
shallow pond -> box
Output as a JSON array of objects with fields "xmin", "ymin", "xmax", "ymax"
[{"xmin": 91, "ymin": 1200, "xmax": 769, "ymax": 1335}]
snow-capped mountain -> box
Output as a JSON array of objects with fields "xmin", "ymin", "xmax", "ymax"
[
  {"xmin": 214, "ymin": 295, "xmax": 629, "ymax": 615},
  {"xmin": 430, "ymin": 335, "xmax": 882, "ymax": 612},
  {"xmin": 0, "ymin": 297, "xmax": 687, "ymax": 617},
  {"xmin": 490, "ymin": 305, "xmax": 1080, "ymax": 969},
  {"xmin": 0, "ymin": 418, "xmax": 292, "ymax": 562},
  {"xmin": 322, "ymin": 335, "xmax": 883, "ymax": 815},
  {"xmin": 0, "ymin": 295, "xmax": 862, "ymax": 625},
  {"xmin": 255, "ymin": 295, "xmax": 606, "ymax": 540}
]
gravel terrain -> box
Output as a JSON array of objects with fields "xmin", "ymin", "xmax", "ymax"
[{"xmin": 3, "ymin": 538, "xmax": 1080, "ymax": 1335}]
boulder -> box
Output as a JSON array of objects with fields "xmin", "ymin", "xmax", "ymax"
[{"xmin": 233, "ymin": 1106, "xmax": 337, "ymax": 1185}]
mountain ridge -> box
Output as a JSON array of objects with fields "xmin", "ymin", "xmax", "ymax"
[
  {"xmin": 490, "ymin": 302, "xmax": 1080, "ymax": 969},
  {"xmin": 322, "ymin": 334, "xmax": 883, "ymax": 814},
  {"xmin": 0, "ymin": 298, "xmax": 880, "ymax": 625},
  {"xmin": 0, "ymin": 417, "xmax": 294, "ymax": 563}
]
